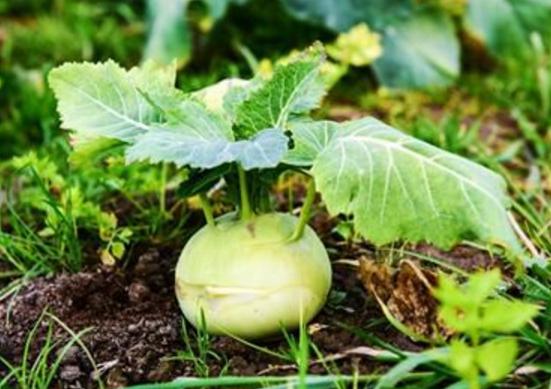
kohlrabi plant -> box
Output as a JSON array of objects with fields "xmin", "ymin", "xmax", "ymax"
[{"xmin": 48, "ymin": 44, "xmax": 523, "ymax": 339}]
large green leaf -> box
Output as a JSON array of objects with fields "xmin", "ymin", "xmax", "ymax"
[
  {"xmin": 280, "ymin": 0, "xmax": 460, "ymax": 89},
  {"xmin": 235, "ymin": 129, "xmax": 289, "ymax": 170},
  {"xmin": 310, "ymin": 117, "xmax": 520, "ymax": 251},
  {"xmin": 372, "ymin": 8, "xmax": 459, "ymax": 89},
  {"xmin": 144, "ymin": 0, "xmax": 191, "ymax": 65},
  {"xmin": 48, "ymin": 60, "xmax": 176, "ymax": 142},
  {"xmin": 192, "ymin": 78, "xmax": 252, "ymax": 117},
  {"xmin": 284, "ymin": 120, "xmax": 338, "ymax": 166},
  {"xmin": 234, "ymin": 48, "xmax": 326, "ymax": 138},
  {"xmin": 126, "ymin": 101, "xmax": 288, "ymax": 170},
  {"xmin": 49, "ymin": 60, "xmax": 288, "ymax": 171},
  {"xmin": 464, "ymin": 0, "xmax": 551, "ymax": 58}
]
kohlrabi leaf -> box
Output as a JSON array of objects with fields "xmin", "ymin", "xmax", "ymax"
[
  {"xmin": 125, "ymin": 100, "xmax": 233, "ymax": 168},
  {"xmin": 126, "ymin": 101, "xmax": 288, "ymax": 170},
  {"xmin": 234, "ymin": 47, "xmax": 326, "ymax": 138},
  {"xmin": 284, "ymin": 120, "xmax": 338, "ymax": 166},
  {"xmin": 222, "ymin": 78, "xmax": 265, "ymax": 121},
  {"xmin": 235, "ymin": 128, "xmax": 289, "ymax": 170},
  {"xmin": 49, "ymin": 60, "xmax": 175, "ymax": 142},
  {"xmin": 127, "ymin": 125, "xmax": 232, "ymax": 169},
  {"xmin": 68, "ymin": 137, "xmax": 125, "ymax": 168},
  {"xmin": 192, "ymin": 78, "xmax": 250, "ymax": 115},
  {"xmin": 311, "ymin": 117, "xmax": 521, "ymax": 251}
]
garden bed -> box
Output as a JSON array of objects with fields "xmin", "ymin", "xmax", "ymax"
[{"xmin": 0, "ymin": 207, "xmax": 503, "ymax": 388}]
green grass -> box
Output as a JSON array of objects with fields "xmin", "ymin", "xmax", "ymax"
[
  {"xmin": 172, "ymin": 312, "xmax": 229, "ymax": 378},
  {"xmin": 0, "ymin": 312, "xmax": 100, "ymax": 389},
  {"xmin": 124, "ymin": 374, "xmax": 394, "ymax": 389}
]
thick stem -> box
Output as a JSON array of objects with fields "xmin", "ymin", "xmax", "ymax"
[
  {"xmin": 290, "ymin": 178, "xmax": 316, "ymax": 241},
  {"xmin": 199, "ymin": 193, "xmax": 215, "ymax": 227},
  {"xmin": 238, "ymin": 165, "xmax": 252, "ymax": 220}
]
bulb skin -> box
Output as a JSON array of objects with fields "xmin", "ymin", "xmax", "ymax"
[{"xmin": 175, "ymin": 212, "xmax": 332, "ymax": 339}]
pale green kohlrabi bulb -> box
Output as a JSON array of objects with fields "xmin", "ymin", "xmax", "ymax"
[{"xmin": 175, "ymin": 212, "xmax": 332, "ymax": 339}]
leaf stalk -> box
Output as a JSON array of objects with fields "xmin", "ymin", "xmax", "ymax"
[
  {"xmin": 199, "ymin": 193, "xmax": 215, "ymax": 227},
  {"xmin": 290, "ymin": 178, "xmax": 316, "ymax": 241},
  {"xmin": 238, "ymin": 165, "xmax": 252, "ymax": 220}
]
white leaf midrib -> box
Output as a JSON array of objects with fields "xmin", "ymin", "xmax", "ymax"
[
  {"xmin": 57, "ymin": 76, "xmax": 152, "ymax": 133},
  {"xmin": 336, "ymin": 133, "xmax": 504, "ymax": 210},
  {"xmin": 275, "ymin": 65, "xmax": 318, "ymax": 128}
]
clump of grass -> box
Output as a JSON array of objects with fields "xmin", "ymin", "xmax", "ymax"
[{"xmin": 0, "ymin": 311, "xmax": 100, "ymax": 389}]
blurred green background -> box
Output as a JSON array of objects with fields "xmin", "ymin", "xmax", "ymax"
[{"xmin": 2, "ymin": 0, "xmax": 550, "ymax": 160}]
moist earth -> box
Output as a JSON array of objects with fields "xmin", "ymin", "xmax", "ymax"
[{"xmin": 0, "ymin": 215, "xmax": 496, "ymax": 388}]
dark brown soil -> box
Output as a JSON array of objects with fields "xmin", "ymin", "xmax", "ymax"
[
  {"xmin": 0, "ymin": 248, "xmax": 184, "ymax": 387},
  {"xmin": 414, "ymin": 243, "xmax": 501, "ymax": 272},
  {"xmin": 0, "ymin": 248, "xmax": 396, "ymax": 388},
  {"xmin": 0, "ymin": 210, "xmax": 498, "ymax": 388}
]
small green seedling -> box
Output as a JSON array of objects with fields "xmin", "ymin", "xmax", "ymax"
[
  {"xmin": 9, "ymin": 152, "xmax": 130, "ymax": 270},
  {"xmin": 434, "ymin": 269, "xmax": 540, "ymax": 389},
  {"xmin": 49, "ymin": 44, "xmax": 523, "ymax": 339}
]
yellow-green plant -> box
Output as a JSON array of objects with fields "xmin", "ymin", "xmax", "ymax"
[{"xmin": 434, "ymin": 269, "xmax": 540, "ymax": 389}]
